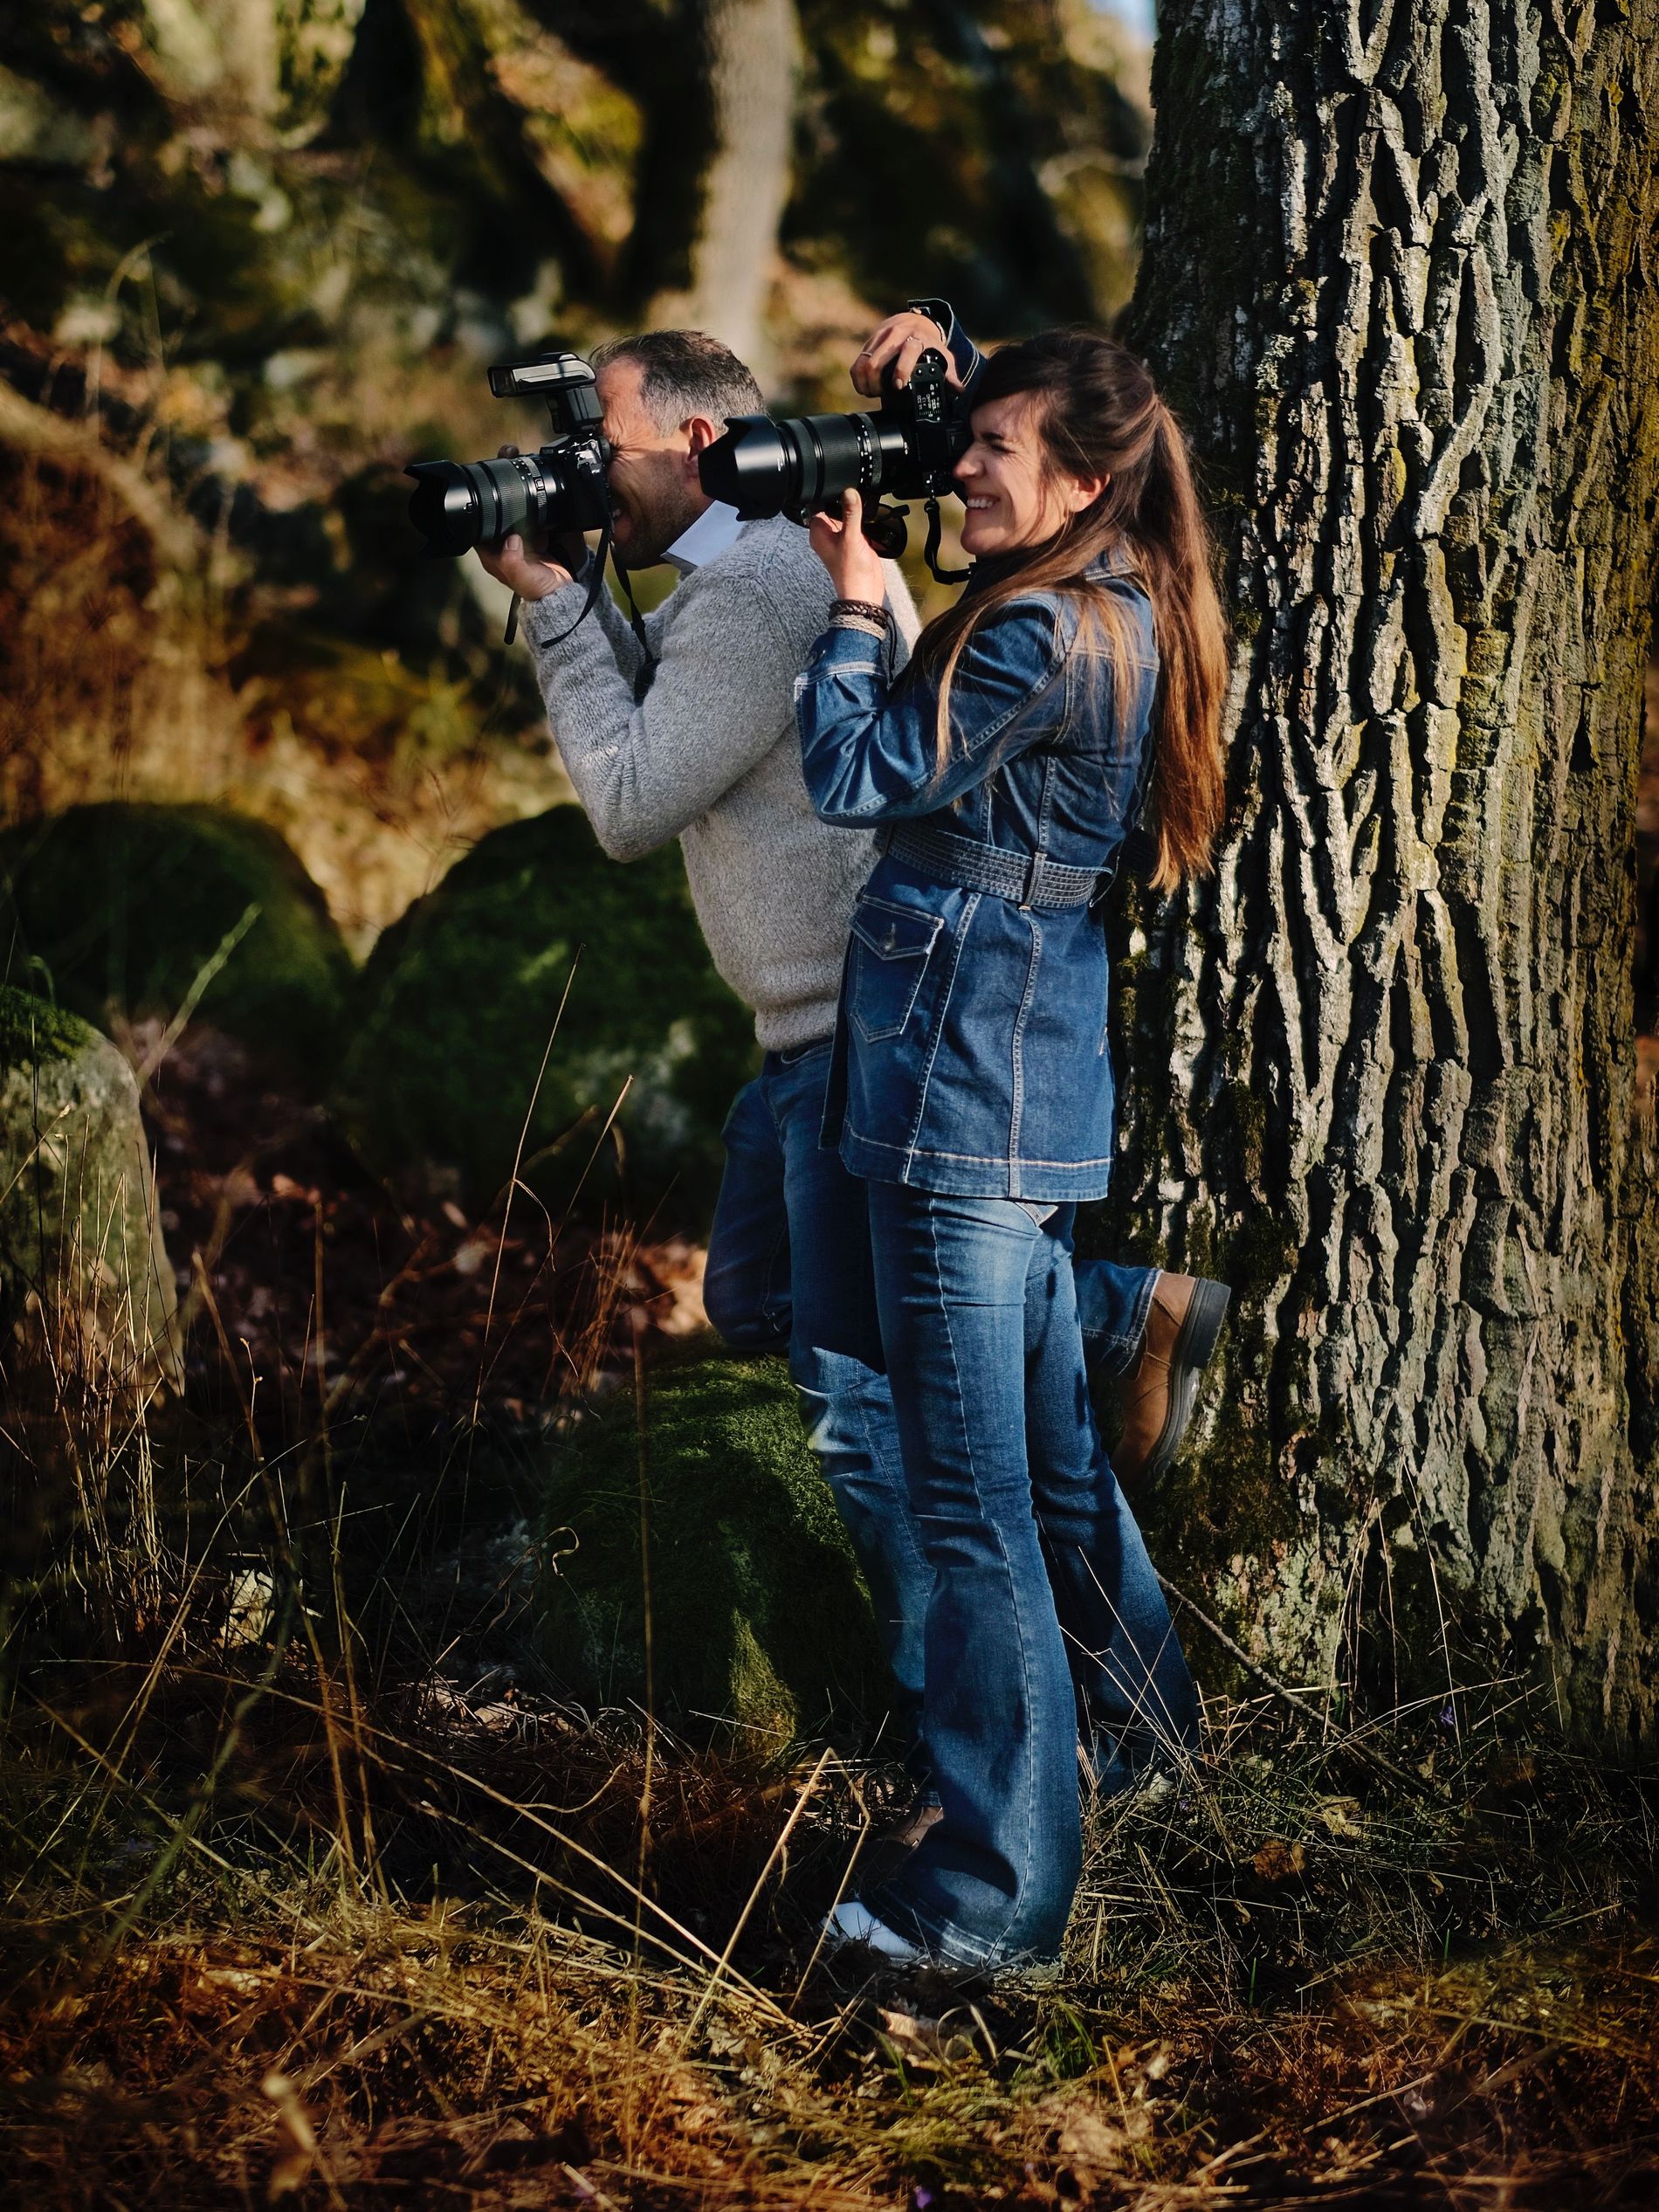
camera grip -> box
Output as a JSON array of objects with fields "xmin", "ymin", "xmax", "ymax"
[{"xmin": 860, "ymin": 502, "xmax": 909, "ymax": 559}]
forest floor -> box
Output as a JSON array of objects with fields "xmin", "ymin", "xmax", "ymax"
[{"xmin": 5, "ymin": 1044, "xmax": 1659, "ymax": 2209}]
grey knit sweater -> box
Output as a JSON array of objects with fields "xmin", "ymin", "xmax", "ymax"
[{"xmin": 521, "ymin": 515, "xmax": 917, "ymax": 1052}]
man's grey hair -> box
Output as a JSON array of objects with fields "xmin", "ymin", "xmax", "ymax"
[{"xmin": 590, "ymin": 328, "xmax": 765, "ymax": 431}]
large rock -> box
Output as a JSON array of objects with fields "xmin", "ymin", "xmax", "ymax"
[
  {"xmin": 0, "ymin": 803, "xmax": 355, "ymax": 1084},
  {"xmin": 0, "ymin": 986, "xmax": 182, "ymax": 1395},
  {"xmin": 333, "ymin": 807, "xmax": 758, "ymax": 1211},
  {"xmin": 536, "ymin": 1354, "xmax": 887, "ymax": 1747}
]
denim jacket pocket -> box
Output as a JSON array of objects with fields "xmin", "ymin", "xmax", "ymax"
[{"xmin": 847, "ymin": 895, "xmax": 944, "ymax": 1043}]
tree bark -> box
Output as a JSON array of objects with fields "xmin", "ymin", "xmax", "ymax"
[{"xmin": 1110, "ymin": 0, "xmax": 1659, "ymax": 1741}]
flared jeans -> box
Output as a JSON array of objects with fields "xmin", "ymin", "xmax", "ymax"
[{"xmin": 860, "ymin": 1183, "xmax": 1199, "ymax": 1968}]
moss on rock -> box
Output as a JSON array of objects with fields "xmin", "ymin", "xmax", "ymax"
[
  {"xmin": 535, "ymin": 1354, "xmax": 887, "ymax": 1748},
  {"xmin": 0, "ymin": 984, "xmax": 182, "ymax": 1394},
  {"xmin": 332, "ymin": 806, "xmax": 758, "ymax": 1212},
  {"xmin": 0, "ymin": 803, "xmax": 355, "ymax": 1083}
]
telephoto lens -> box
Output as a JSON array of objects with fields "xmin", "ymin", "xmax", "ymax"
[
  {"xmin": 405, "ymin": 351, "xmax": 611, "ymax": 557},
  {"xmin": 698, "ymin": 348, "xmax": 967, "ymax": 522},
  {"xmin": 699, "ymin": 409, "xmax": 909, "ymax": 519}
]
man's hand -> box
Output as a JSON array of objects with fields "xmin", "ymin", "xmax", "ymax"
[
  {"xmin": 477, "ymin": 532, "xmax": 572, "ymax": 600},
  {"xmin": 808, "ymin": 488, "xmax": 888, "ymax": 604},
  {"xmin": 473, "ymin": 445, "xmax": 589, "ymax": 601},
  {"xmin": 850, "ymin": 310, "xmax": 960, "ymax": 398}
]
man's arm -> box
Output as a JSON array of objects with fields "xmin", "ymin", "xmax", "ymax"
[
  {"xmin": 522, "ymin": 561, "xmax": 802, "ymax": 861},
  {"xmin": 903, "ymin": 297, "xmax": 982, "ymax": 397},
  {"xmin": 536, "ymin": 548, "xmax": 651, "ymax": 686}
]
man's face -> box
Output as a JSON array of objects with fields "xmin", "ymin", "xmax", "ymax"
[{"xmin": 596, "ymin": 358, "xmax": 708, "ymax": 566}]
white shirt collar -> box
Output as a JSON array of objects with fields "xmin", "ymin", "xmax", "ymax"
[{"xmin": 662, "ymin": 499, "xmax": 745, "ymax": 574}]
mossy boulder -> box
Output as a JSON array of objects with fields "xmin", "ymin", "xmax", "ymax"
[
  {"xmin": 0, "ymin": 985, "xmax": 182, "ymax": 1395},
  {"xmin": 536, "ymin": 1354, "xmax": 887, "ymax": 1747},
  {"xmin": 0, "ymin": 803, "xmax": 355, "ymax": 1084},
  {"xmin": 332, "ymin": 807, "xmax": 758, "ymax": 1211}
]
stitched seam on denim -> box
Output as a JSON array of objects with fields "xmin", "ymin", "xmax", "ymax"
[
  {"xmin": 1006, "ymin": 911, "xmax": 1043, "ymax": 1199},
  {"xmin": 1127, "ymin": 1266, "xmax": 1158, "ymax": 1347},
  {"xmin": 1036, "ymin": 730, "xmax": 1058, "ymax": 859},
  {"xmin": 898, "ymin": 889, "xmax": 977, "ymax": 1175},
  {"xmin": 850, "ymin": 941, "xmax": 933, "ymax": 1045},
  {"xmin": 757, "ymin": 1070, "xmax": 795, "ymax": 1327},
  {"xmin": 844, "ymin": 1133, "xmax": 1118, "ymax": 1168},
  {"xmin": 956, "ymin": 619, "xmax": 1068, "ymax": 760},
  {"xmin": 843, "ymin": 1372, "xmax": 933, "ymax": 1701}
]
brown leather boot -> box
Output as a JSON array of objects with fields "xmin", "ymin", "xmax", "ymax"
[{"xmin": 1112, "ymin": 1272, "xmax": 1230, "ymax": 1485}]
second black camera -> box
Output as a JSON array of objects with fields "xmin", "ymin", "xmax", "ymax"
[
  {"xmin": 405, "ymin": 351, "xmax": 610, "ymax": 557},
  {"xmin": 697, "ymin": 348, "xmax": 967, "ymax": 529}
]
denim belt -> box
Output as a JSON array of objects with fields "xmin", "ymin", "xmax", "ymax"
[{"xmin": 882, "ymin": 821, "xmax": 1107, "ymax": 910}]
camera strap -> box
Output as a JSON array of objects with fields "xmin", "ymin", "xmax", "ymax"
[
  {"xmin": 500, "ymin": 515, "xmax": 658, "ymax": 703},
  {"xmin": 502, "ymin": 509, "xmax": 617, "ymax": 650},
  {"xmin": 923, "ymin": 497, "xmax": 968, "ymax": 585},
  {"xmin": 610, "ymin": 554, "xmax": 659, "ymax": 702}
]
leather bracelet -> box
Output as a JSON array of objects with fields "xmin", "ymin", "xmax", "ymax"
[{"xmin": 830, "ymin": 596, "xmax": 892, "ymax": 630}]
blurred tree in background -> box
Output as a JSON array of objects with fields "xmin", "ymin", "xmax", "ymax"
[{"xmin": 0, "ymin": 0, "xmax": 1150, "ymax": 933}]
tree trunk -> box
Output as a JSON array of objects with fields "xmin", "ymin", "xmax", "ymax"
[
  {"xmin": 1111, "ymin": 0, "xmax": 1659, "ymax": 1742},
  {"xmin": 666, "ymin": 0, "xmax": 800, "ymax": 378}
]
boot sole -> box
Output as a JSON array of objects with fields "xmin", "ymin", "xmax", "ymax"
[{"xmin": 1141, "ymin": 1276, "xmax": 1231, "ymax": 1484}]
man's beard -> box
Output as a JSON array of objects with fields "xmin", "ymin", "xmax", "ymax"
[{"xmin": 611, "ymin": 475, "xmax": 704, "ymax": 569}]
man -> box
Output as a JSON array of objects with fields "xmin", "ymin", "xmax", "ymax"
[{"xmin": 478, "ymin": 326, "xmax": 1225, "ymax": 1770}]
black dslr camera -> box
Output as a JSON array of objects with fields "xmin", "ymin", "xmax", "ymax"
[
  {"xmin": 405, "ymin": 351, "xmax": 610, "ymax": 557},
  {"xmin": 697, "ymin": 348, "xmax": 969, "ymax": 573}
]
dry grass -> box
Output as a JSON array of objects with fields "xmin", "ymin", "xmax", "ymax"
[
  {"xmin": 3, "ymin": 1036, "xmax": 1657, "ymax": 2208},
  {"xmin": 3, "ymin": 1650, "xmax": 1656, "ymax": 2209}
]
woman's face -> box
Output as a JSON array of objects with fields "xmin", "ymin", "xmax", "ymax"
[{"xmin": 953, "ymin": 391, "xmax": 1105, "ymax": 558}]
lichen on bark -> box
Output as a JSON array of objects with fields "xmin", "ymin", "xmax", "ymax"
[{"xmin": 1105, "ymin": 0, "xmax": 1659, "ymax": 1740}]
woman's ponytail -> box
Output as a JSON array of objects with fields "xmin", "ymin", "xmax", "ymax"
[{"xmin": 1136, "ymin": 399, "xmax": 1229, "ymax": 889}]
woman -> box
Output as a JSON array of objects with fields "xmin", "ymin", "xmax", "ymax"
[{"xmin": 799, "ymin": 317, "xmax": 1229, "ymax": 1971}]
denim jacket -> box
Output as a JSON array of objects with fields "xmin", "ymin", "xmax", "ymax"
[{"xmin": 795, "ymin": 550, "xmax": 1157, "ymax": 1201}]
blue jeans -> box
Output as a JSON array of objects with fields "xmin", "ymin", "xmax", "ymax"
[
  {"xmin": 704, "ymin": 1050, "xmax": 1163, "ymax": 1787},
  {"xmin": 859, "ymin": 1185, "xmax": 1199, "ymax": 1968},
  {"xmin": 704, "ymin": 1044, "xmax": 930, "ymax": 1765},
  {"xmin": 706, "ymin": 1065, "xmax": 1157, "ymax": 1379}
]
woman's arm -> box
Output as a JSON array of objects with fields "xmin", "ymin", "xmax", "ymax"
[
  {"xmin": 796, "ymin": 616, "xmax": 1070, "ymax": 830},
  {"xmin": 851, "ymin": 303, "xmax": 981, "ymax": 400}
]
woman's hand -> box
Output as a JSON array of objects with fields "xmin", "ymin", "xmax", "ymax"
[
  {"xmin": 850, "ymin": 310, "xmax": 960, "ymax": 398},
  {"xmin": 808, "ymin": 489, "xmax": 888, "ymax": 604}
]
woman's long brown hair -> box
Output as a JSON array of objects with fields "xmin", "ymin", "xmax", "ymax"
[{"xmin": 912, "ymin": 329, "xmax": 1229, "ymax": 889}]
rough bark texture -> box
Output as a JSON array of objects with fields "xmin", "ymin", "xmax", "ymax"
[{"xmin": 1110, "ymin": 0, "xmax": 1659, "ymax": 1741}]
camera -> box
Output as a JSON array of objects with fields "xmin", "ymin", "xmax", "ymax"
[
  {"xmin": 697, "ymin": 348, "xmax": 967, "ymax": 552},
  {"xmin": 405, "ymin": 351, "xmax": 610, "ymax": 557}
]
